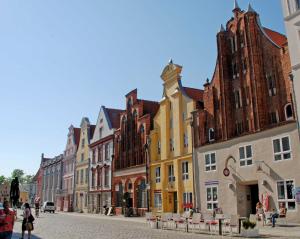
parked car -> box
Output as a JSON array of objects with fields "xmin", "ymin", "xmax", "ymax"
[{"xmin": 41, "ymin": 201, "xmax": 55, "ymax": 213}]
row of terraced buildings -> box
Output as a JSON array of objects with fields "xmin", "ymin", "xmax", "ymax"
[{"xmin": 32, "ymin": 3, "xmax": 300, "ymax": 222}]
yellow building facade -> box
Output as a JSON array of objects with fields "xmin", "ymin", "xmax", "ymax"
[
  {"xmin": 74, "ymin": 117, "xmax": 95, "ymax": 213},
  {"xmin": 150, "ymin": 61, "xmax": 203, "ymax": 213}
]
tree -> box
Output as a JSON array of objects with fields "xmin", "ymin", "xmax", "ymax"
[
  {"xmin": 23, "ymin": 175, "xmax": 34, "ymax": 184},
  {"xmin": 0, "ymin": 175, "xmax": 6, "ymax": 184},
  {"xmin": 11, "ymin": 169, "xmax": 25, "ymax": 183}
]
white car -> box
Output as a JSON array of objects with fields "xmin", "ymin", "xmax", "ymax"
[{"xmin": 41, "ymin": 201, "xmax": 55, "ymax": 213}]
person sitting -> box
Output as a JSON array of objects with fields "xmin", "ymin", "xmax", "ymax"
[
  {"xmin": 270, "ymin": 208, "xmax": 279, "ymax": 227},
  {"xmin": 279, "ymin": 202, "xmax": 287, "ymax": 218},
  {"xmin": 256, "ymin": 202, "xmax": 264, "ymax": 221}
]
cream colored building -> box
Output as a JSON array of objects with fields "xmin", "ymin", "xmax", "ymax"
[
  {"xmin": 194, "ymin": 122, "xmax": 300, "ymax": 222},
  {"xmin": 74, "ymin": 117, "xmax": 95, "ymax": 213}
]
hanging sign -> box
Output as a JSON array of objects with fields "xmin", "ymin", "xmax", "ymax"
[{"xmin": 223, "ymin": 168, "xmax": 230, "ymax": 177}]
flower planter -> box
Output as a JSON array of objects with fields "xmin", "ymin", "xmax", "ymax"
[{"xmin": 241, "ymin": 228, "xmax": 259, "ymax": 238}]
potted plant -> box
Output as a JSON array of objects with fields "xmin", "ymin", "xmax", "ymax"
[{"xmin": 241, "ymin": 219, "xmax": 259, "ymax": 238}]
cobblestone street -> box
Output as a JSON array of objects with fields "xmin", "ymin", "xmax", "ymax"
[{"xmin": 9, "ymin": 211, "xmax": 300, "ymax": 239}]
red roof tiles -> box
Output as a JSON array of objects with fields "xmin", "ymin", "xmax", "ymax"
[
  {"xmin": 106, "ymin": 108, "xmax": 124, "ymax": 129},
  {"xmin": 263, "ymin": 28, "xmax": 287, "ymax": 47},
  {"xmin": 183, "ymin": 87, "xmax": 204, "ymax": 102}
]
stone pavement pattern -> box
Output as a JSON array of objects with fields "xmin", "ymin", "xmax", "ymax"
[{"xmin": 10, "ymin": 211, "xmax": 300, "ymax": 239}]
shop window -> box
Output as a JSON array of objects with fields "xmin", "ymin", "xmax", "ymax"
[
  {"xmin": 277, "ymin": 180, "xmax": 296, "ymax": 210},
  {"xmin": 206, "ymin": 186, "xmax": 218, "ymax": 210},
  {"xmin": 183, "ymin": 192, "xmax": 193, "ymax": 211},
  {"xmin": 154, "ymin": 193, "xmax": 162, "ymax": 210}
]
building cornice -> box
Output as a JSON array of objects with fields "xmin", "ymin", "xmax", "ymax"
[{"xmin": 284, "ymin": 10, "xmax": 300, "ymax": 21}]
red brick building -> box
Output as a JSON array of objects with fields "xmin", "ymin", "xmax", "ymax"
[
  {"xmin": 112, "ymin": 89, "xmax": 159, "ymax": 216},
  {"xmin": 193, "ymin": 3, "xmax": 294, "ymax": 146},
  {"xmin": 192, "ymin": 3, "xmax": 300, "ymax": 222}
]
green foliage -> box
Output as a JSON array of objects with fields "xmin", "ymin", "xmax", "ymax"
[
  {"xmin": 0, "ymin": 175, "xmax": 7, "ymax": 184},
  {"xmin": 11, "ymin": 169, "xmax": 25, "ymax": 182},
  {"xmin": 242, "ymin": 219, "xmax": 256, "ymax": 230}
]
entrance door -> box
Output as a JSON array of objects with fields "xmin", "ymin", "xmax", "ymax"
[
  {"xmin": 250, "ymin": 184, "xmax": 259, "ymax": 214},
  {"xmin": 173, "ymin": 192, "xmax": 178, "ymax": 213}
]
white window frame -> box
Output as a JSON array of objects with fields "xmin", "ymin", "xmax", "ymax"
[
  {"xmin": 206, "ymin": 185, "xmax": 218, "ymax": 210},
  {"xmin": 284, "ymin": 103, "xmax": 294, "ymax": 120},
  {"xmin": 168, "ymin": 164, "xmax": 175, "ymax": 182},
  {"xmin": 183, "ymin": 192, "xmax": 193, "ymax": 211},
  {"xmin": 239, "ymin": 145, "xmax": 253, "ymax": 167},
  {"xmin": 276, "ymin": 179, "xmax": 297, "ymax": 211},
  {"xmin": 182, "ymin": 161, "xmax": 189, "ymax": 180},
  {"xmin": 154, "ymin": 192, "xmax": 162, "ymax": 210},
  {"xmin": 208, "ymin": 128, "xmax": 215, "ymax": 142},
  {"xmin": 155, "ymin": 167, "xmax": 161, "ymax": 183},
  {"xmin": 272, "ymin": 136, "xmax": 292, "ymax": 162},
  {"xmin": 204, "ymin": 152, "xmax": 217, "ymax": 172}
]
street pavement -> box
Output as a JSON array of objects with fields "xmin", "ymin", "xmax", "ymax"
[{"xmin": 10, "ymin": 210, "xmax": 300, "ymax": 239}]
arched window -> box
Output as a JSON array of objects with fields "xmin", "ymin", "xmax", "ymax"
[
  {"xmin": 209, "ymin": 128, "xmax": 215, "ymax": 142},
  {"xmin": 284, "ymin": 103, "xmax": 293, "ymax": 120}
]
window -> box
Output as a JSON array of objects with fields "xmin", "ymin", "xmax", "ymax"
[
  {"xmin": 236, "ymin": 121, "xmax": 243, "ymax": 135},
  {"xmin": 239, "ymin": 145, "xmax": 253, "ymax": 166},
  {"xmin": 234, "ymin": 90, "xmax": 242, "ymax": 109},
  {"xmin": 208, "ymin": 128, "xmax": 215, "ymax": 142},
  {"xmin": 154, "ymin": 193, "xmax": 162, "ymax": 210},
  {"xmin": 269, "ymin": 111, "xmax": 279, "ymax": 124},
  {"xmin": 155, "ymin": 167, "xmax": 161, "ymax": 183},
  {"xmin": 277, "ymin": 180, "xmax": 296, "ymax": 210},
  {"xmin": 91, "ymin": 171, "xmax": 95, "ymax": 188},
  {"xmin": 81, "ymin": 138, "xmax": 85, "ymax": 148},
  {"xmin": 98, "ymin": 146, "xmax": 102, "ymax": 162},
  {"xmin": 80, "ymin": 169, "xmax": 83, "ymax": 184},
  {"xmin": 232, "ymin": 61, "xmax": 238, "ymax": 78},
  {"xmin": 158, "ymin": 141, "xmax": 161, "ymax": 154},
  {"xmin": 104, "ymin": 167, "xmax": 109, "ymax": 187},
  {"xmin": 206, "ymin": 186, "xmax": 218, "ymax": 210},
  {"xmin": 81, "ymin": 153, "xmax": 84, "ymax": 162},
  {"xmin": 76, "ymin": 170, "xmax": 79, "ymax": 184},
  {"xmin": 184, "ymin": 133, "xmax": 188, "ymax": 147},
  {"xmin": 266, "ymin": 73, "xmax": 276, "ymax": 96},
  {"xmin": 168, "ymin": 165, "xmax": 175, "ymax": 182},
  {"xmin": 99, "ymin": 127, "xmax": 103, "ymax": 138},
  {"xmin": 182, "ymin": 112, "xmax": 186, "ymax": 121},
  {"xmin": 92, "ymin": 149, "xmax": 96, "ymax": 164},
  {"xmin": 296, "ymin": 0, "xmax": 300, "ymax": 10},
  {"xmin": 273, "ymin": 136, "xmax": 291, "ymax": 161},
  {"xmin": 205, "ymin": 152, "xmax": 216, "ymax": 171},
  {"xmin": 240, "ymin": 31, "xmax": 245, "ymax": 48},
  {"xmin": 182, "ymin": 161, "xmax": 189, "ymax": 180},
  {"xmin": 85, "ymin": 168, "xmax": 88, "ymax": 184},
  {"xmin": 105, "ymin": 144, "xmax": 109, "ymax": 160},
  {"xmin": 230, "ymin": 36, "xmax": 237, "ymax": 53},
  {"xmin": 183, "ymin": 192, "xmax": 193, "ymax": 211},
  {"xmin": 285, "ymin": 104, "xmax": 294, "ymax": 120},
  {"xmin": 169, "ymin": 138, "xmax": 174, "ymax": 152}
]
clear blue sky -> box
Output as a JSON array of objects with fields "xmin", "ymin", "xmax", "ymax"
[{"xmin": 0, "ymin": 0, "xmax": 285, "ymax": 177}]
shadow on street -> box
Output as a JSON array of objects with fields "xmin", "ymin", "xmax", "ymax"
[{"xmin": 12, "ymin": 232, "xmax": 42, "ymax": 239}]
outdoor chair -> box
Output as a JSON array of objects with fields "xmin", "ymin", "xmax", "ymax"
[
  {"xmin": 145, "ymin": 212, "xmax": 156, "ymax": 228},
  {"xmin": 188, "ymin": 213, "xmax": 201, "ymax": 232},
  {"xmin": 264, "ymin": 212, "xmax": 272, "ymax": 226},
  {"xmin": 202, "ymin": 213, "xmax": 218, "ymax": 234},
  {"xmin": 172, "ymin": 213, "xmax": 185, "ymax": 230},
  {"xmin": 161, "ymin": 212, "xmax": 172, "ymax": 230}
]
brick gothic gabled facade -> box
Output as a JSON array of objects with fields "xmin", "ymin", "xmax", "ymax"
[
  {"xmin": 113, "ymin": 89, "xmax": 159, "ymax": 216},
  {"xmin": 193, "ymin": 4, "xmax": 300, "ymax": 222},
  {"xmin": 193, "ymin": 6, "xmax": 294, "ymax": 147}
]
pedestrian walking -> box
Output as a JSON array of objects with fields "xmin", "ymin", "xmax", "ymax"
[
  {"xmin": 20, "ymin": 203, "xmax": 34, "ymax": 239},
  {"xmin": 0, "ymin": 200, "xmax": 16, "ymax": 239}
]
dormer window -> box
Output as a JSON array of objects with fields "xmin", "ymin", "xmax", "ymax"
[
  {"xmin": 208, "ymin": 128, "xmax": 215, "ymax": 142},
  {"xmin": 284, "ymin": 104, "xmax": 294, "ymax": 120}
]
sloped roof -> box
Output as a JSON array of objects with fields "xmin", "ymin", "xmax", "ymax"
[
  {"xmin": 106, "ymin": 108, "xmax": 124, "ymax": 129},
  {"xmin": 142, "ymin": 100, "xmax": 159, "ymax": 117},
  {"xmin": 183, "ymin": 87, "xmax": 204, "ymax": 102},
  {"xmin": 74, "ymin": 128, "xmax": 81, "ymax": 147},
  {"xmin": 263, "ymin": 28, "xmax": 287, "ymax": 47}
]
